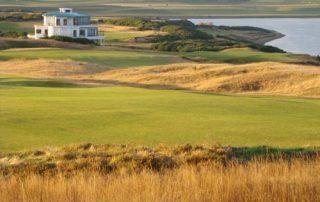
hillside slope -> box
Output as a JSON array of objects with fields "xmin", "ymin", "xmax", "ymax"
[
  {"xmin": 3, "ymin": 0, "xmax": 317, "ymax": 4},
  {"xmin": 1, "ymin": 60, "xmax": 319, "ymax": 97},
  {"xmin": 92, "ymin": 62, "xmax": 320, "ymax": 97}
]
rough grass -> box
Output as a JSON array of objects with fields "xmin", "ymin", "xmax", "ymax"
[
  {"xmin": 1, "ymin": 162, "xmax": 319, "ymax": 202},
  {"xmin": 0, "ymin": 59, "xmax": 107, "ymax": 78},
  {"xmin": 1, "ymin": 78, "xmax": 320, "ymax": 151},
  {"xmin": 92, "ymin": 62, "xmax": 320, "ymax": 97},
  {"xmin": 2, "ymin": 59, "xmax": 319, "ymax": 97},
  {"xmin": 0, "ymin": 144, "xmax": 319, "ymax": 202},
  {"xmin": 0, "ymin": 144, "xmax": 319, "ymax": 176}
]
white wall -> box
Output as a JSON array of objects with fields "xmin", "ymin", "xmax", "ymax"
[{"xmin": 34, "ymin": 15, "xmax": 103, "ymax": 43}]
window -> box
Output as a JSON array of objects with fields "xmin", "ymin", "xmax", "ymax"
[
  {"xmin": 65, "ymin": 10, "xmax": 71, "ymax": 13},
  {"xmin": 36, "ymin": 29, "xmax": 41, "ymax": 34},
  {"xmin": 74, "ymin": 17, "xmax": 90, "ymax": 26},
  {"xmin": 63, "ymin": 19, "xmax": 67, "ymax": 26},
  {"xmin": 73, "ymin": 30, "xmax": 77, "ymax": 37},
  {"xmin": 87, "ymin": 28, "xmax": 97, "ymax": 36},
  {"xmin": 56, "ymin": 18, "xmax": 61, "ymax": 26},
  {"xmin": 73, "ymin": 18, "xmax": 78, "ymax": 25},
  {"xmin": 79, "ymin": 30, "xmax": 85, "ymax": 36}
]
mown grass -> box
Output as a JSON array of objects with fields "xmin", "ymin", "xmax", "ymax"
[
  {"xmin": 0, "ymin": 21, "xmax": 35, "ymax": 33},
  {"xmin": 0, "ymin": 48, "xmax": 312, "ymax": 68},
  {"xmin": 0, "ymin": 77, "xmax": 78, "ymax": 88},
  {"xmin": 0, "ymin": 49, "xmax": 183, "ymax": 68},
  {"xmin": 182, "ymin": 48, "xmax": 302, "ymax": 64},
  {"xmin": 1, "ymin": 76, "xmax": 319, "ymax": 152},
  {"xmin": 104, "ymin": 31, "xmax": 155, "ymax": 42}
]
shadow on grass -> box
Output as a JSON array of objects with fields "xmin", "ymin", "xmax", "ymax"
[
  {"xmin": 0, "ymin": 77, "xmax": 79, "ymax": 88},
  {"xmin": 231, "ymin": 146, "xmax": 320, "ymax": 161},
  {"xmin": 0, "ymin": 144, "xmax": 319, "ymax": 176}
]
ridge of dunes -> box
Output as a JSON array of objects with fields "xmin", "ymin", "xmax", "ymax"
[
  {"xmin": 93, "ymin": 62, "xmax": 320, "ymax": 97},
  {"xmin": 1, "ymin": 59, "xmax": 319, "ymax": 97}
]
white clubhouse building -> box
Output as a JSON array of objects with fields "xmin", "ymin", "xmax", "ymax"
[{"xmin": 32, "ymin": 8, "xmax": 103, "ymax": 44}]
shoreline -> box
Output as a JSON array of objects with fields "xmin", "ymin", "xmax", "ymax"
[{"xmin": 98, "ymin": 15, "xmax": 320, "ymax": 19}]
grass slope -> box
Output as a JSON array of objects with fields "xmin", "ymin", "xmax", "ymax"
[
  {"xmin": 0, "ymin": 49, "xmax": 184, "ymax": 68},
  {"xmin": 182, "ymin": 48, "xmax": 309, "ymax": 64},
  {"xmin": 91, "ymin": 62, "xmax": 320, "ymax": 97},
  {"xmin": 0, "ymin": 48, "xmax": 314, "ymax": 68},
  {"xmin": 1, "ymin": 76, "xmax": 319, "ymax": 152},
  {"xmin": 0, "ymin": 21, "xmax": 35, "ymax": 33},
  {"xmin": 2, "ymin": 59, "xmax": 319, "ymax": 97}
]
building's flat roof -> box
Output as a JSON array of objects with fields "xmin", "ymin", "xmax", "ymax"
[{"xmin": 43, "ymin": 12, "xmax": 89, "ymax": 17}]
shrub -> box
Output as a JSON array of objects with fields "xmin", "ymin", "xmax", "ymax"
[
  {"xmin": 258, "ymin": 45, "xmax": 286, "ymax": 53},
  {"xmin": 160, "ymin": 25, "xmax": 212, "ymax": 40},
  {"xmin": 0, "ymin": 31, "xmax": 28, "ymax": 38},
  {"xmin": 217, "ymin": 25, "xmax": 273, "ymax": 33},
  {"xmin": 104, "ymin": 17, "xmax": 196, "ymax": 31},
  {"xmin": 153, "ymin": 39, "xmax": 240, "ymax": 52},
  {"xmin": 0, "ymin": 9, "xmax": 42, "ymax": 21},
  {"xmin": 104, "ymin": 17, "xmax": 159, "ymax": 30},
  {"xmin": 48, "ymin": 36, "xmax": 95, "ymax": 44},
  {"xmin": 153, "ymin": 38, "xmax": 245, "ymax": 52}
]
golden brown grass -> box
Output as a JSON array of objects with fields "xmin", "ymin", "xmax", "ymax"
[
  {"xmin": 1, "ymin": 59, "xmax": 320, "ymax": 97},
  {"xmin": 1, "ymin": 144, "xmax": 319, "ymax": 201},
  {"xmin": 92, "ymin": 62, "xmax": 320, "ymax": 97},
  {"xmin": 0, "ymin": 59, "xmax": 106, "ymax": 78},
  {"xmin": 0, "ymin": 160, "xmax": 319, "ymax": 202}
]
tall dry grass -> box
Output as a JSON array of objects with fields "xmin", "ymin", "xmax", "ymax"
[
  {"xmin": 2, "ymin": 60, "xmax": 319, "ymax": 97},
  {"xmin": 1, "ymin": 159, "xmax": 319, "ymax": 202}
]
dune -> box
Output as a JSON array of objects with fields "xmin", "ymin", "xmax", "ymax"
[
  {"xmin": 1, "ymin": 59, "xmax": 319, "ymax": 97},
  {"xmin": 93, "ymin": 62, "xmax": 320, "ymax": 97}
]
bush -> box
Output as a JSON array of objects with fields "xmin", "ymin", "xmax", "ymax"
[
  {"xmin": 48, "ymin": 36, "xmax": 95, "ymax": 44},
  {"xmin": 104, "ymin": 17, "xmax": 196, "ymax": 31},
  {"xmin": 104, "ymin": 17, "xmax": 159, "ymax": 30},
  {"xmin": 217, "ymin": 26, "xmax": 273, "ymax": 33},
  {"xmin": 250, "ymin": 45, "xmax": 285, "ymax": 53},
  {"xmin": 0, "ymin": 10, "xmax": 42, "ymax": 21},
  {"xmin": 160, "ymin": 25, "xmax": 212, "ymax": 40},
  {"xmin": 153, "ymin": 39, "xmax": 241, "ymax": 52},
  {"xmin": 0, "ymin": 31, "xmax": 27, "ymax": 38}
]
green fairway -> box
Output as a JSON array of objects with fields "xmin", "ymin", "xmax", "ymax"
[
  {"xmin": 0, "ymin": 49, "xmax": 183, "ymax": 68},
  {"xmin": 1, "ymin": 76, "xmax": 319, "ymax": 152},
  {"xmin": 0, "ymin": 48, "xmax": 310, "ymax": 67},
  {"xmin": 0, "ymin": 21, "xmax": 35, "ymax": 33},
  {"xmin": 182, "ymin": 48, "xmax": 303, "ymax": 64}
]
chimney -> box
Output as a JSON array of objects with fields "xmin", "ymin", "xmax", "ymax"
[{"xmin": 59, "ymin": 8, "xmax": 73, "ymax": 13}]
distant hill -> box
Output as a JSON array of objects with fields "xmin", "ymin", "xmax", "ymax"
[
  {"xmin": 2, "ymin": 0, "xmax": 319, "ymax": 17},
  {"xmin": 3, "ymin": 0, "xmax": 319, "ymax": 4}
]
